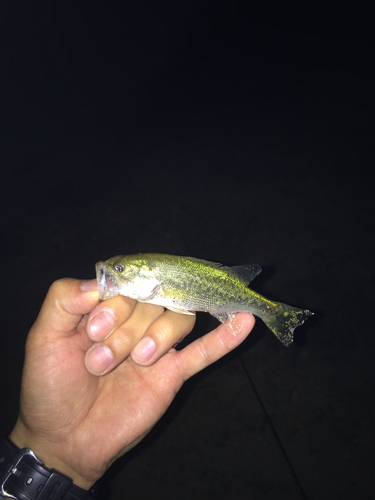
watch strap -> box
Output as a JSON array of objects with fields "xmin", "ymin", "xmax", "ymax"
[{"xmin": 0, "ymin": 437, "xmax": 96, "ymax": 500}]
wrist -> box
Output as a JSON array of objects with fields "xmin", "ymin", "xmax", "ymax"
[
  {"xmin": 9, "ymin": 423, "xmax": 95, "ymax": 492},
  {"xmin": 0, "ymin": 436, "xmax": 96, "ymax": 500}
]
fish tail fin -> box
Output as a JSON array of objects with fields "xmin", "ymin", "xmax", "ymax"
[{"xmin": 262, "ymin": 302, "xmax": 313, "ymax": 347}]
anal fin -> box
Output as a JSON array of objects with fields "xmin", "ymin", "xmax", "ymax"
[
  {"xmin": 166, "ymin": 306, "xmax": 195, "ymax": 315},
  {"xmin": 211, "ymin": 312, "xmax": 243, "ymax": 335}
]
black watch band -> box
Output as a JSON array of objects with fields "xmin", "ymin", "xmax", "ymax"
[{"xmin": 0, "ymin": 437, "xmax": 96, "ymax": 500}]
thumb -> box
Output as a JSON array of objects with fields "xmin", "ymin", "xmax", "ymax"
[
  {"xmin": 29, "ymin": 278, "xmax": 99, "ymax": 341},
  {"xmin": 174, "ymin": 313, "xmax": 255, "ymax": 381}
]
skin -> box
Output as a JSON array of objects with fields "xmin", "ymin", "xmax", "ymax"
[{"xmin": 9, "ymin": 278, "xmax": 255, "ymax": 490}]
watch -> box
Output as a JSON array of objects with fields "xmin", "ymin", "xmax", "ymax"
[{"xmin": 0, "ymin": 437, "xmax": 96, "ymax": 500}]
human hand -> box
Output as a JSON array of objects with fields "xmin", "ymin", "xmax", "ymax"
[{"xmin": 10, "ymin": 278, "xmax": 255, "ymax": 490}]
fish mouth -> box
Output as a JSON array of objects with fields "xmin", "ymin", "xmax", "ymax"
[{"xmin": 96, "ymin": 261, "xmax": 118, "ymax": 300}]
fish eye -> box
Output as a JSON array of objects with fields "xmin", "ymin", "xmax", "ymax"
[{"xmin": 114, "ymin": 262, "xmax": 124, "ymax": 273}]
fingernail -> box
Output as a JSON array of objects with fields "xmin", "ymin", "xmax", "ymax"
[
  {"xmin": 131, "ymin": 337, "xmax": 156, "ymax": 364},
  {"xmin": 81, "ymin": 279, "xmax": 98, "ymax": 291},
  {"xmin": 89, "ymin": 312, "xmax": 115, "ymax": 340},
  {"xmin": 86, "ymin": 345, "xmax": 113, "ymax": 375}
]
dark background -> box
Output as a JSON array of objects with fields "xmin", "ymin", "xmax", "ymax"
[{"xmin": 1, "ymin": 1, "xmax": 374, "ymax": 499}]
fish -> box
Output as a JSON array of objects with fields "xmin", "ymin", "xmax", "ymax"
[{"xmin": 96, "ymin": 253, "xmax": 313, "ymax": 346}]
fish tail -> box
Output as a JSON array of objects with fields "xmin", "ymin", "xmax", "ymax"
[{"xmin": 262, "ymin": 302, "xmax": 313, "ymax": 346}]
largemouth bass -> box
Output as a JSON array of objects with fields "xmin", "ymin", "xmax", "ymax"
[{"xmin": 96, "ymin": 253, "xmax": 313, "ymax": 346}]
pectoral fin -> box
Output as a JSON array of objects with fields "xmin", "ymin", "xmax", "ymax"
[{"xmin": 139, "ymin": 284, "xmax": 161, "ymax": 301}]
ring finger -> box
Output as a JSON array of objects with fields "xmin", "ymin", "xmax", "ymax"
[{"xmin": 130, "ymin": 309, "xmax": 196, "ymax": 366}]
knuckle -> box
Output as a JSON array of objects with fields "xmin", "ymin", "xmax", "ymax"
[
  {"xmin": 108, "ymin": 325, "xmax": 136, "ymax": 355},
  {"xmin": 217, "ymin": 328, "xmax": 231, "ymax": 350},
  {"xmin": 46, "ymin": 278, "xmax": 74, "ymax": 312},
  {"xmin": 48, "ymin": 278, "xmax": 70, "ymax": 297},
  {"xmin": 148, "ymin": 321, "xmax": 172, "ymax": 344},
  {"xmin": 103, "ymin": 296, "xmax": 136, "ymax": 320},
  {"xmin": 197, "ymin": 337, "xmax": 213, "ymax": 365}
]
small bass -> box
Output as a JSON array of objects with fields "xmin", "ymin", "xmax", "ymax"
[{"xmin": 96, "ymin": 253, "xmax": 313, "ymax": 346}]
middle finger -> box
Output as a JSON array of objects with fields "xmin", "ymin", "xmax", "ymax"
[{"xmin": 86, "ymin": 301, "xmax": 164, "ymax": 375}]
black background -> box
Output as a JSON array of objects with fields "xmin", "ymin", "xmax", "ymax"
[{"xmin": 1, "ymin": 1, "xmax": 374, "ymax": 499}]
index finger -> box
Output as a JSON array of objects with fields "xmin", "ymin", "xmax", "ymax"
[{"xmin": 29, "ymin": 278, "xmax": 100, "ymax": 342}]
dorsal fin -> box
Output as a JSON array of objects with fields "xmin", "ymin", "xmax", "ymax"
[
  {"xmin": 184, "ymin": 257, "xmax": 261, "ymax": 285},
  {"xmin": 184, "ymin": 257, "xmax": 223, "ymax": 268},
  {"xmin": 226, "ymin": 264, "xmax": 262, "ymax": 284}
]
